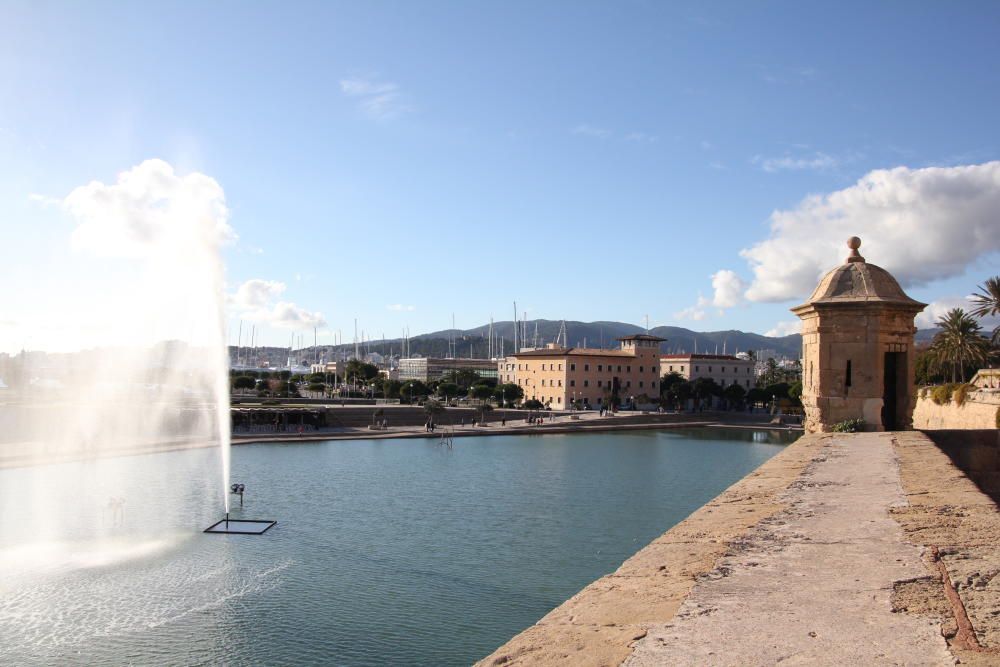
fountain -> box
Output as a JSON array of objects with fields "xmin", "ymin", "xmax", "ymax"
[{"xmin": 0, "ymin": 159, "xmax": 251, "ymax": 560}]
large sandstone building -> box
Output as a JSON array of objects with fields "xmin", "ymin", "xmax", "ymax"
[
  {"xmin": 498, "ymin": 335, "xmax": 665, "ymax": 409},
  {"xmin": 791, "ymin": 237, "xmax": 925, "ymax": 432}
]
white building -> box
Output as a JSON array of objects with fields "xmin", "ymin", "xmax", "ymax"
[{"xmin": 660, "ymin": 354, "xmax": 756, "ymax": 389}]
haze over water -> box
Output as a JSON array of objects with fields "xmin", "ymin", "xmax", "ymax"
[{"xmin": 0, "ymin": 428, "xmax": 795, "ymax": 666}]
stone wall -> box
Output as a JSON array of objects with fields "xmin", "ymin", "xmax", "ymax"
[{"xmin": 913, "ymin": 390, "xmax": 1000, "ymax": 430}]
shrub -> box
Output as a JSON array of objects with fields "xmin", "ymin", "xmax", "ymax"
[
  {"xmin": 952, "ymin": 383, "xmax": 974, "ymax": 407},
  {"xmin": 930, "ymin": 383, "xmax": 957, "ymax": 405},
  {"xmin": 832, "ymin": 418, "xmax": 865, "ymax": 433}
]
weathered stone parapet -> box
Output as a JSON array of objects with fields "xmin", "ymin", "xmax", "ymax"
[{"xmin": 913, "ymin": 390, "xmax": 1000, "ymax": 430}]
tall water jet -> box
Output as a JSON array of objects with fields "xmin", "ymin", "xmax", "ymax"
[{"xmin": 0, "ymin": 159, "xmax": 235, "ymax": 555}]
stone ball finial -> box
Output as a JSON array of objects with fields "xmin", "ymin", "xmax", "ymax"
[{"xmin": 846, "ymin": 236, "xmax": 865, "ymax": 263}]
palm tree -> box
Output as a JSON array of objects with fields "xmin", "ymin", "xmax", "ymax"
[
  {"xmin": 928, "ymin": 308, "xmax": 991, "ymax": 382},
  {"xmin": 970, "ymin": 276, "xmax": 1000, "ymax": 346}
]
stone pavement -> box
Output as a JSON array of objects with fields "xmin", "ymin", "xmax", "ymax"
[{"xmin": 625, "ymin": 432, "xmax": 952, "ymax": 666}]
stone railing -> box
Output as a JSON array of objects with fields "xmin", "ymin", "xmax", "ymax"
[{"xmin": 912, "ymin": 386, "xmax": 1000, "ymax": 430}]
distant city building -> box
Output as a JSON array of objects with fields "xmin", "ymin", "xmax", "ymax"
[
  {"xmin": 660, "ymin": 354, "xmax": 755, "ymax": 389},
  {"xmin": 310, "ymin": 362, "xmax": 338, "ymax": 376},
  {"xmin": 398, "ymin": 357, "xmax": 498, "ymax": 383},
  {"xmin": 498, "ymin": 335, "xmax": 665, "ymax": 409}
]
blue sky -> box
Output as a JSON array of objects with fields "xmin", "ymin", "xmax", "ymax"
[{"xmin": 2, "ymin": 1, "xmax": 1000, "ymax": 351}]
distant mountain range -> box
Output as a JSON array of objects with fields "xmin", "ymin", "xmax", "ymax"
[{"xmin": 232, "ymin": 319, "xmax": 942, "ymax": 366}]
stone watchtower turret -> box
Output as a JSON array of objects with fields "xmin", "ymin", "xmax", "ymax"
[{"xmin": 791, "ymin": 237, "xmax": 926, "ymax": 433}]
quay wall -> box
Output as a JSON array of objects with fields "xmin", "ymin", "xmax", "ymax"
[{"xmin": 913, "ymin": 391, "xmax": 1000, "ymax": 430}]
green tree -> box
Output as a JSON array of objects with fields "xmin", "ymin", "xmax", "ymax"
[
  {"xmin": 929, "ymin": 308, "xmax": 992, "ymax": 382},
  {"xmin": 523, "ymin": 399, "xmax": 544, "ymax": 410},
  {"xmin": 692, "ymin": 377, "xmax": 721, "ymax": 400},
  {"xmin": 664, "ymin": 378, "xmax": 693, "ymax": 409},
  {"xmin": 343, "ymin": 360, "xmax": 379, "ymax": 384},
  {"xmin": 233, "ymin": 376, "xmax": 256, "ymax": 392},
  {"xmin": 494, "ymin": 383, "xmax": 524, "ymax": 406},
  {"xmin": 469, "ymin": 384, "xmax": 494, "ymax": 401},
  {"xmin": 476, "ymin": 402, "xmax": 494, "ymax": 423},
  {"xmin": 747, "ymin": 387, "xmax": 768, "ymax": 406},
  {"xmin": 437, "ymin": 382, "xmax": 461, "ymax": 400},
  {"xmin": 375, "ymin": 377, "xmax": 402, "ymax": 399},
  {"xmin": 401, "ymin": 380, "xmax": 429, "ymax": 402},
  {"xmin": 441, "ymin": 368, "xmax": 483, "ymax": 389},
  {"xmin": 970, "ymin": 276, "xmax": 1000, "ymax": 346},
  {"xmin": 307, "ymin": 382, "xmax": 325, "ymax": 393},
  {"xmin": 723, "ymin": 383, "xmax": 746, "ymax": 406},
  {"xmin": 423, "ymin": 399, "xmax": 445, "ymax": 421},
  {"xmin": 788, "ymin": 381, "xmax": 803, "ymax": 401},
  {"xmin": 914, "ymin": 347, "xmax": 945, "ymax": 386}
]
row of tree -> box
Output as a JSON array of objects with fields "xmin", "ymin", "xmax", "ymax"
[{"xmin": 917, "ymin": 276, "xmax": 999, "ymax": 385}]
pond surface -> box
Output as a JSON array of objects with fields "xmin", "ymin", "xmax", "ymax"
[{"xmin": 0, "ymin": 427, "xmax": 797, "ymax": 666}]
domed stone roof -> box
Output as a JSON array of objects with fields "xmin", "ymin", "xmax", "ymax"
[{"xmin": 799, "ymin": 237, "xmax": 925, "ymax": 308}]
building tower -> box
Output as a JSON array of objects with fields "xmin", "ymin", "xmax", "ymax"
[{"xmin": 791, "ymin": 237, "xmax": 925, "ymax": 433}]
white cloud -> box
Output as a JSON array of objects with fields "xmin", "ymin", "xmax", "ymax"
[
  {"xmin": 753, "ymin": 152, "xmax": 839, "ymax": 173},
  {"xmin": 230, "ymin": 279, "xmax": 325, "ymax": 330},
  {"xmin": 625, "ymin": 132, "xmax": 658, "ymax": 143},
  {"xmin": 340, "ymin": 77, "xmax": 409, "ymax": 119},
  {"xmin": 741, "ymin": 162, "xmax": 1000, "ymax": 303},
  {"xmin": 674, "ymin": 295, "xmax": 709, "ymax": 321},
  {"xmin": 914, "ymin": 296, "xmax": 972, "ymax": 329},
  {"xmin": 231, "ymin": 279, "xmax": 286, "ymax": 309},
  {"xmin": 386, "ymin": 304, "xmax": 415, "ymax": 312},
  {"xmin": 571, "ymin": 123, "xmax": 611, "ymax": 139},
  {"xmin": 764, "ymin": 320, "xmax": 803, "ymax": 337},
  {"xmin": 64, "ymin": 159, "xmax": 235, "ymax": 258},
  {"xmin": 711, "ymin": 270, "xmax": 746, "ymax": 308}
]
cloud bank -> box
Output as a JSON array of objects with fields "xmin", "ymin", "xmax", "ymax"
[
  {"xmin": 230, "ymin": 279, "xmax": 326, "ymax": 330},
  {"xmin": 742, "ymin": 162, "xmax": 1000, "ymax": 302},
  {"xmin": 65, "ymin": 159, "xmax": 235, "ymax": 258}
]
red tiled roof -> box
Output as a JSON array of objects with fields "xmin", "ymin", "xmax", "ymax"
[
  {"xmin": 660, "ymin": 354, "xmax": 745, "ymax": 361},
  {"xmin": 508, "ymin": 347, "xmax": 636, "ymax": 358}
]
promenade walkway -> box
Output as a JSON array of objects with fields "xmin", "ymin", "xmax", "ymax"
[{"xmin": 627, "ymin": 432, "xmax": 951, "ymax": 665}]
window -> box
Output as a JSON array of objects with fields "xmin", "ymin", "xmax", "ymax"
[
  {"xmin": 557, "ymin": 397, "xmax": 562, "ymax": 404},
  {"xmin": 626, "ymin": 381, "xmax": 631, "ymax": 387},
  {"xmin": 570, "ymin": 379, "xmax": 575, "ymax": 387},
  {"xmin": 617, "ymin": 365, "xmax": 622, "ymax": 372},
  {"xmin": 680, "ymin": 366, "xmax": 685, "ymax": 373},
  {"xmin": 570, "ymin": 363, "xmax": 576, "ymax": 371},
  {"xmin": 627, "ymin": 366, "xmax": 631, "ymax": 373},
  {"xmin": 639, "ymin": 366, "xmax": 644, "ymax": 373},
  {"xmin": 584, "ymin": 364, "xmax": 590, "ymax": 371},
  {"xmin": 558, "ymin": 380, "xmax": 562, "ymax": 387},
  {"xmin": 558, "ymin": 364, "xmax": 563, "ymax": 371},
  {"xmin": 652, "ymin": 381, "xmax": 656, "ymax": 389},
  {"xmin": 709, "ymin": 366, "xmax": 713, "ymax": 372},
  {"xmin": 541, "ymin": 379, "xmax": 546, "ymax": 387},
  {"xmin": 846, "ymin": 360, "xmax": 852, "ymax": 388},
  {"xmin": 584, "ymin": 380, "xmax": 589, "ymax": 387},
  {"xmin": 669, "ymin": 365, "xmax": 673, "ymax": 371},
  {"xmin": 695, "ymin": 366, "xmax": 700, "ymax": 372},
  {"xmin": 746, "ymin": 380, "xmax": 750, "ymax": 387},
  {"xmin": 598, "ymin": 380, "xmax": 603, "ymax": 387},
  {"xmin": 639, "ymin": 381, "xmax": 644, "ymax": 388},
  {"xmin": 598, "ymin": 365, "xmax": 603, "ymax": 371}
]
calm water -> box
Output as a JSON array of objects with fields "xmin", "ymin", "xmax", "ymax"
[{"xmin": 0, "ymin": 427, "xmax": 797, "ymax": 666}]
